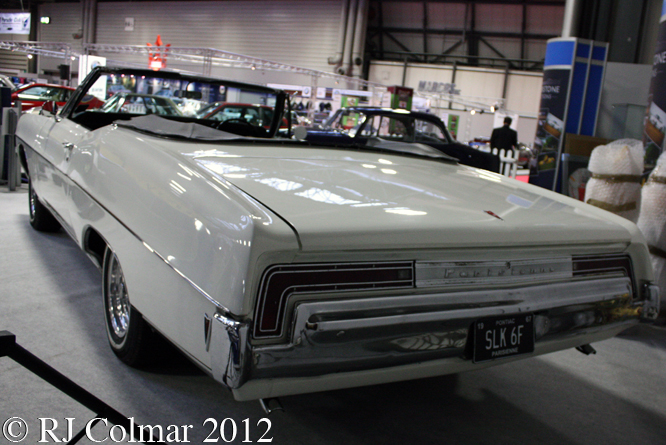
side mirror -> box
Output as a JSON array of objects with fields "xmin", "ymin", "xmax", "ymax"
[{"xmin": 41, "ymin": 100, "xmax": 58, "ymax": 115}]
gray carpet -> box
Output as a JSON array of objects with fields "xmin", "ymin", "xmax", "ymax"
[{"xmin": 1, "ymin": 184, "xmax": 666, "ymax": 444}]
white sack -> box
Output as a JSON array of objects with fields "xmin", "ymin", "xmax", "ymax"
[
  {"xmin": 637, "ymin": 152, "xmax": 666, "ymax": 293},
  {"xmin": 585, "ymin": 139, "xmax": 644, "ymax": 222}
]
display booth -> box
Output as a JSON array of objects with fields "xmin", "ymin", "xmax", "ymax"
[{"xmin": 531, "ymin": 37, "xmax": 608, "ymax": 192}]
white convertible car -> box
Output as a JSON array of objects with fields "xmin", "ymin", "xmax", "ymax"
[{"xmin": 18, "ymin": 67, "xmax": 659, "ymax": 403}]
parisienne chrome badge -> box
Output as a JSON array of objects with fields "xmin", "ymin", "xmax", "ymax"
[{"xmin": 415, "ymin": 257, "xmax": 573, "ymax": 287}]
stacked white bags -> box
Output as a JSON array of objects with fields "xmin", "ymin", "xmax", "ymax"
[
  {"xmin": 585, "ymin": 139, "xmax": 644, "ymax": 223},
  {"xmin": 637, "ymin": 152, "xmax": 666, "ymax": 294}
]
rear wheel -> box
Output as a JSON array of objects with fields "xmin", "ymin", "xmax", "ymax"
[
  {"xmin": 103, "ymin": 247, "xmax": 157, "ymax": 367},
  {"xmin": 28, "ymin": 180, "xmax": 61, "ymax": 232}
]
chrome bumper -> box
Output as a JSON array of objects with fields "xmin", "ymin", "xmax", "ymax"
[{"xmin": 210, "ymin": 277, "xmax": 657, "ymax": 400}]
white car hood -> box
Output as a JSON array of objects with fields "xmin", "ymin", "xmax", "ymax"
[{"xmin": 188, "ymin": 144, "xmax": 635, "ymax": 252}]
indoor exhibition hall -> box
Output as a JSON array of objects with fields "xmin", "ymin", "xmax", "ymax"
[{"xmin": 1, "ymin": 1, "xmax": 665, "ymax": 444}]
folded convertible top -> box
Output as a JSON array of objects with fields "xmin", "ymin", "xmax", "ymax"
[{"xmin": 116, "ymin": 114, "xmax": 246, "ymax": 141}]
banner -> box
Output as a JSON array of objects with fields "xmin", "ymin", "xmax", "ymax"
[
  {"xmin": 0, "ymin": 13, "xmax": 30, "ymax": 35},
  {"xmin": 447, "ymin": 114, "xmax": 459, "ymax": 140},
  {"xmin": 643, "ymin": 0, "xmax": 666, "ymax": 170},
  {"xmin": 531, "ymin": 38, "xmax": 607, "ymax": 191},
  {"xmin": 533, "ymin": 40, "xmax": 575, "ymax": 179}
]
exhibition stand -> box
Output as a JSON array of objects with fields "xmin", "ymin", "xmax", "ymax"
[{"xmin": 531, "ymin": 37, "xmax": 608, "ymax": 192}]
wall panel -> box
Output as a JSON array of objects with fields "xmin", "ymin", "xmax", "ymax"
[
  {"xmin": 525, "ymin": 5, "xmax": 564, "ymax": 35},
  {"xmin": 475, "ymin": 4, "xmax": 522, "ymax": 33},
  {"xmin": 95, "ymin": 0, "xmax": 342, "ymax": 73},
  {"xmin": 370, "ymin": 1, "xmax": 562, "ymax": 66},
  {"xmin": 0, "ymin": 47, "xmax": 28, "ymax": 75},
  {"xmin": 37, "ymin": 2, "xmax": 83, "ymax": 74},
  {"xmin": 477, "ymin": 38, "xmax": 522, "ymax": 61},
  {"xmin": 38, "ymin": 2, "xmax": 83, "ymax": 45},
  {"xmin": 453, "ymin": 68, "xmax": 505, "ymax": 100},
  {"xmin": 381, "ymin": 2, "xmax": 424, "ymax": 28},
  {"xmin": 505, "ymin": 72, "xmax": 543, "ymax": 113},
  {"xmin": 426, "ymin": 2, "xmax": 467, "ymax": 29},
  {"xmin": 369, "ymin": 60, "xmax": 542, "ymax": 119}
]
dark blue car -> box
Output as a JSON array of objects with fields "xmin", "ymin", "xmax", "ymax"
[{"xmin": 295, "ymin": 107, "xmax": 500, "ymax": 173}]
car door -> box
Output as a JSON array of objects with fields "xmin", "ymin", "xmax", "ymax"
[{"xmin": 39, "ymin": 112, "xmax": 90, "ymax": 236}]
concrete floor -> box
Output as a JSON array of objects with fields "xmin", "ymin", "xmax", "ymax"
[{"xmin": 1, "ymin": 183, "xmax": 666, "ymax": 445}]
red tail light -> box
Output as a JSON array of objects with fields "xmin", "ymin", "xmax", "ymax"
[
  {"xmin": 254, "ymin": 262, "xmax": 414, "ymax": 339},
  {"xmin": 572, "ymin": 254, "xmax": 635, "ymax": 294}
]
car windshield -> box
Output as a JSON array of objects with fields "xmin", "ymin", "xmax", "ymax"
[
  {"xmin": 101, "ymin": 93, "xmax": 183, "ymax": 116},
  {"xmin": 66, "ymin": 68, "xmax": 286, "ymax": 139},
  {"xmin": 197, "ymin": 104, "xmax": 274, "ymax": 127},
  {"xmin": 18, "ymin": 85, "xmax": 69, "ymax": 102},
  {"xmin": 325, "ymin": 108, "xmax": 453, "ymax": 143}
]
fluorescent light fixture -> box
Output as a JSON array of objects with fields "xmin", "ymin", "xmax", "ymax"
[{"xmin": 40, "ymin": 17, "xmax": 50, "ymax": 24}]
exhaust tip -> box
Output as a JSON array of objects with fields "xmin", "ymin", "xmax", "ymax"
[
  {"xmin": 259, "ymin": 398, "xmax": 284, "ymax": 414},
  {"xmin": 575, "ymin": 344, "xmax": 597, "ymax": 355}
]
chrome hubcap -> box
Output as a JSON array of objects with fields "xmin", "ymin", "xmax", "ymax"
[{"xmin": 106, "ymin": 253, "xmax": 130, "ymax": 339}]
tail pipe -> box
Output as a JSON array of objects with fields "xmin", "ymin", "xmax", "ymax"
[
  {"xmin": 260, "ymin": 398, "xmax": 283, "ymax": 414},
  {"xmin": 575, "ymin": 344, "xmax": 597, "ymax": 355}
]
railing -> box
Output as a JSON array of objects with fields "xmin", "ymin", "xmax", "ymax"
[{"xmin": 0, "ymin": 330, "xmax": 165, "ymax": 444}]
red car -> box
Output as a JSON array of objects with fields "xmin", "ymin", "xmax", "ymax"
[{"xmin": 12, "ymin": 83, "xmax": 104, "ymax": 112}]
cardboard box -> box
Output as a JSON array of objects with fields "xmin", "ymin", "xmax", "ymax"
[{"xmin": 564, "ymin": 133, "xmax": 610, "ymax": 157}]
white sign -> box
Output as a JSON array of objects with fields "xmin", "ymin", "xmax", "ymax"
[
  {"xmin": 0, "ymin": 13, "xmax": 30, "ymax": 35},
  {"xmin": 417, "ymin": 81, "xmax": 460, "ymax": 95},
  {"xmin": 338, "ymin": 89, "xmax": 373, "ymax": 98},
  {"xmin": 125, "ymin": 17, "xmax": 134, "ymax": 32}
]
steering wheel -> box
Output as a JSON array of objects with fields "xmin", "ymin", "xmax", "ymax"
[{"xmin": 215, "ymin": 118, "xmax": 254, "ymax": 131}]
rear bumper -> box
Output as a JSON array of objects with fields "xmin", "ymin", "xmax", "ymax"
[{"xmin": 210, "ymin": 277, "xmax": 657, "ymax": 401}]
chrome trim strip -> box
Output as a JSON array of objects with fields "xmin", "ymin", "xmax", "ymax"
[{"xmin": 415, "ymin": 257, "xmax": 573, "ymax": 287}]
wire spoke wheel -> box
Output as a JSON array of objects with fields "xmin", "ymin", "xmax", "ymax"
[
  {"xmin": 102, "ymin": 247, "xmax": 158, "ymax": 366},
  {"xmin": 28, "ymin": 179, "xmax": 61, "ymax": 232},
  {"xmin": 106, "ymin": 252, "xmax": 130, "ymax": 341}
]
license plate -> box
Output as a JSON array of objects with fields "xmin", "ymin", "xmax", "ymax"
[{"xmin": 473, "ymin": 313, "xmax": 534, "ymax": 363}]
